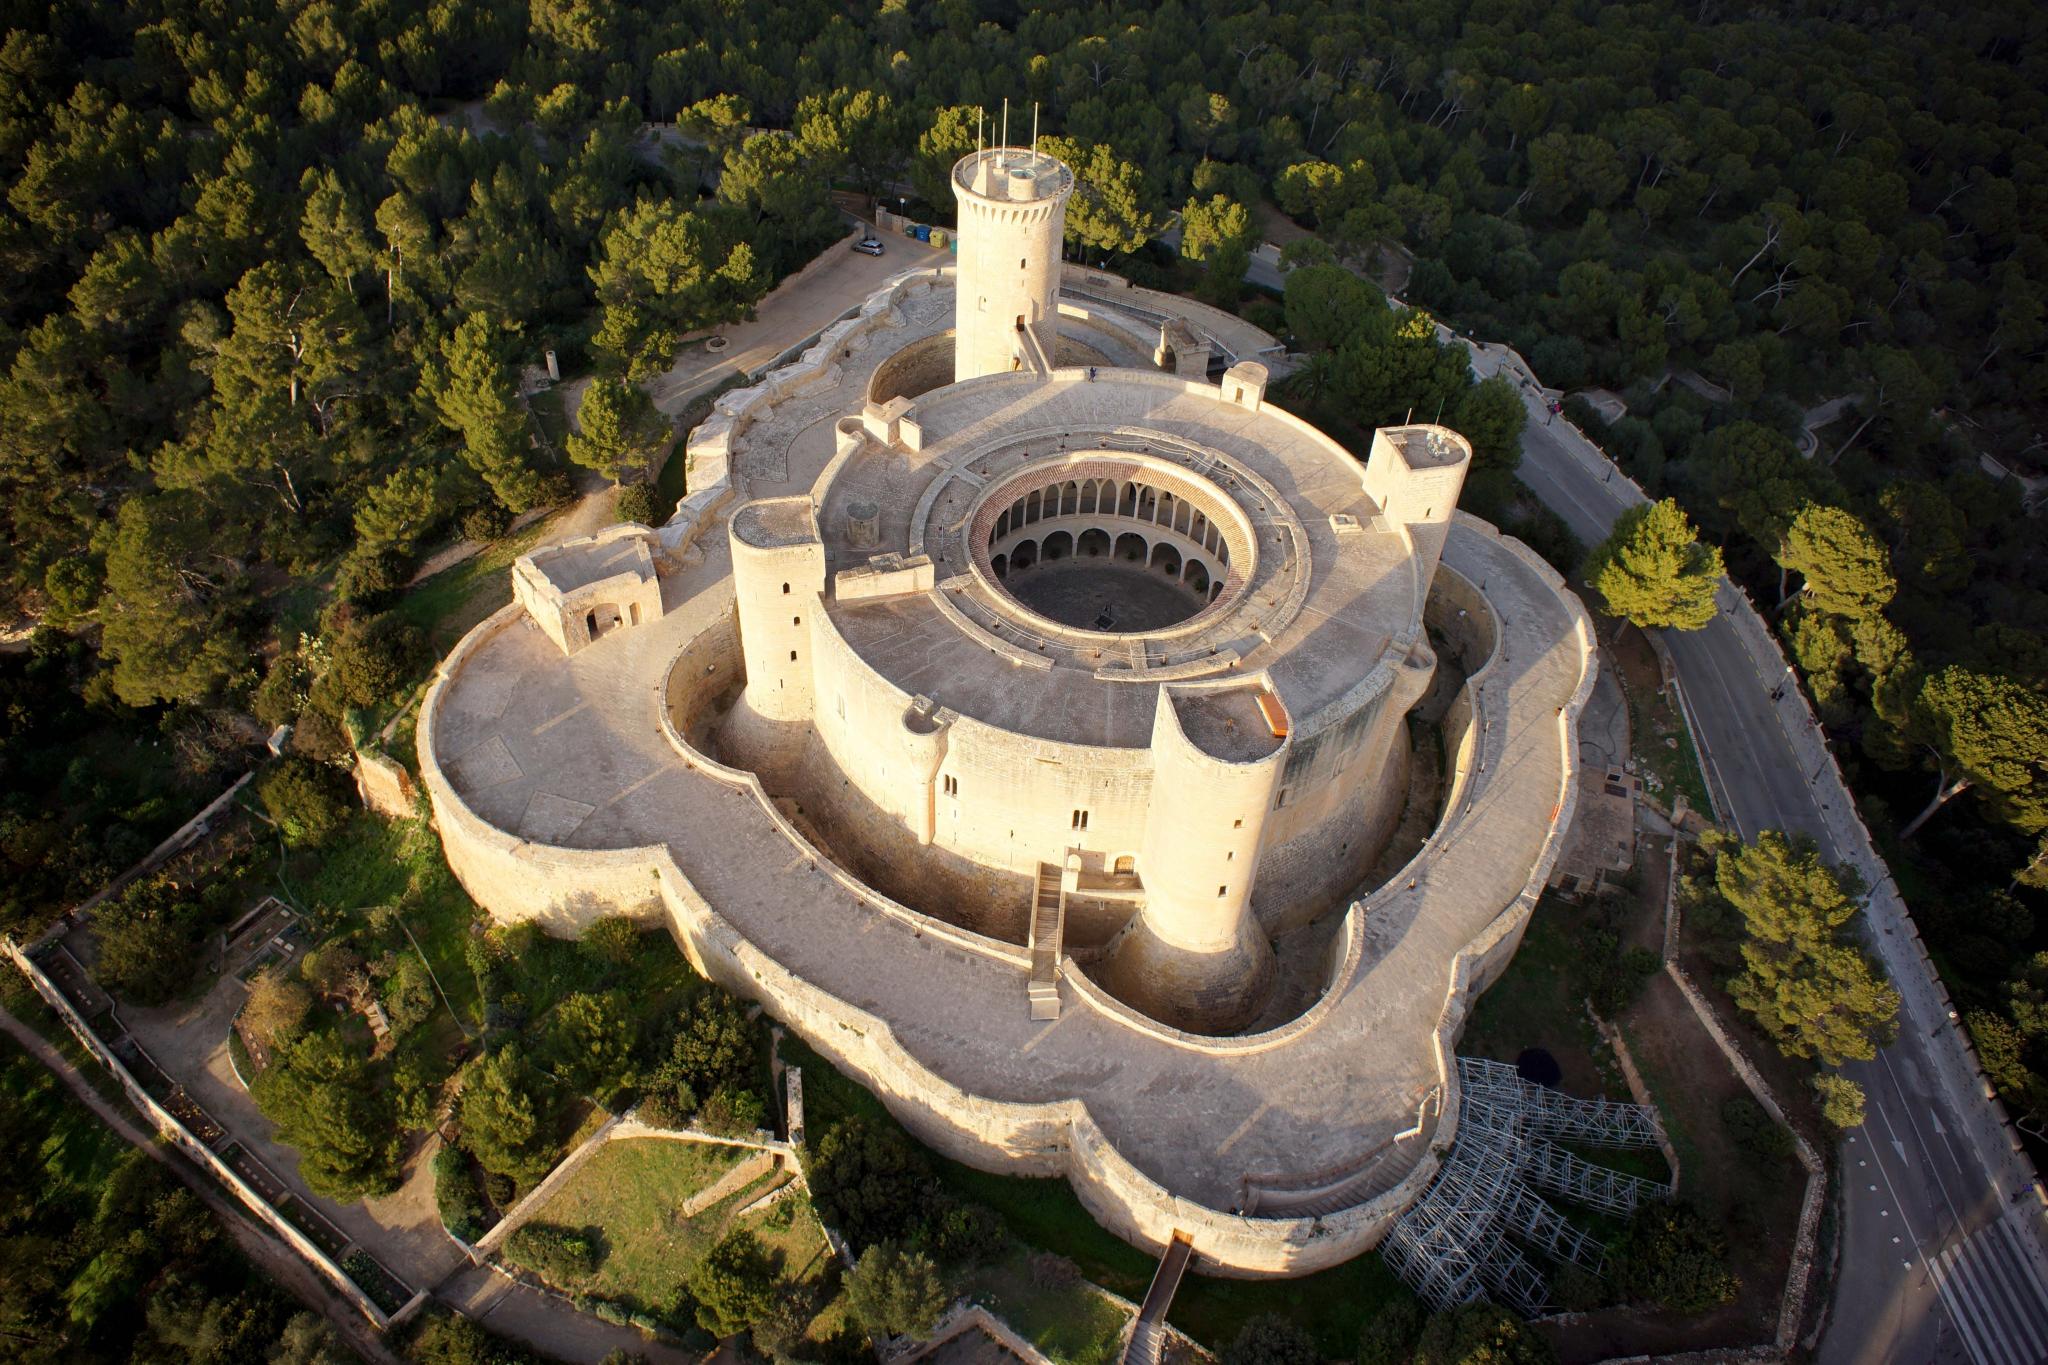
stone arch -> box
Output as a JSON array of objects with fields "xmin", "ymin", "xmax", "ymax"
[
  {"xmin": 1010, "ymin": 497, "xmax": 1026, "ymax": 529},
  {"xmin": 1184, "ymin": 560, "xmax": 1210, "ymax": 595},
  {"xmin": 1209, "ymin": 579, "xmax": 1224, "ymax": 602},
  {"xmin": 1077, "ymin": 527, "xmax": 1111, "ymax": 558},
  {"xmin": 992, "ymin": 552, "xmax": 1009, "ymax": 578},
  {"xmin": 1011, "ymin": 539, "xmax": 1039, "ymax": 571},
  {"xmin": 1043, "ymin": 530, "xmax": 1074, "ymax": 562},
  {"xmin": 1150, "ymin": 542, "xmax": 1181, "ymax": 577},
  {"xmin": 1175, "ymin": 500, "xmax": 1193, "ymax": 535},
  {"xmin": 1114, "ymin": 531, "xmax": 1148, "ymax": 563},
  {"xmin": 1136, "ymin": 486, "xmax": 1158, "ymax": 522},
  {"xmin": 1120, "ymin": 483, "xmax": 1139, "ymax": 516},
  {"xmin": 1061, "ymin": 481, "xmax": 1080, "ymax": 516},
  {"xmin": 1080, "ymin": 480, "xmax": 1100, "ymax": 514},
  {"xmin": 1025, "ymin": 489, "xmax": 1042, "ymax": 524},
  {"xmin": 996, "ymin": 509, "xmax": 1010, "ymax": 539}
]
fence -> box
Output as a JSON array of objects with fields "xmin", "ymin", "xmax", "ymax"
[{"xmin": 2, "ymin": 937, "xmax": 399, "ymax": 1328}]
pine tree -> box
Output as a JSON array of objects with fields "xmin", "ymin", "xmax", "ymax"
[
  {"xmin": 1586, "ymin": 498, "xmax": 1723, "ymax": 631},
  {"xmin": 1715, "ymin": 831, "xmax": 1899, "ymax": 1064},
  {"xmin": 1777, "ymin": 503, "xmax": 1895, "ymax": 619},
  {"xmin": 566, "ymin": 377, "xmax": 667, "ymax": 484},
  {"xmin": 432, "ymin": 313, "xmax": 545, "ymax": 511}
]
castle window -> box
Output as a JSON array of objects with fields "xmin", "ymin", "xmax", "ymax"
[
  {"xmin": 1020, "ymin": 258, "xmax": 1027, "ymax": 270},
  {"xmin": 943, "ymin": 775, "xmax": 958, "ymax": 796},
  {"xmin": 1071, "ymin": 809, "xmax": 1089, "ymax": 830},
  {"xmin": 1217, "ymin": 885, "xmax": 1227, "ymax": 897},
  {"xmin": 793, "ymin": 615, "xmax": 801, "ymax": 626},
  {"xmin": 1232, "ymin": 818, "xmax": 1243, "ymax": 829},
  {"xmin": 782, "ymin": 582, "xmax": 789, "ymax": 593},
  {"xmin": 789, "ymin": 650, "xmax": 798, "ymax": 662}
]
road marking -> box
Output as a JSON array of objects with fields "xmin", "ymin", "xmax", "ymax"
[
  {"xmin": 1931, "ymin": 1243, "xmax": 2010, "ymax": 1365},
  {"xmin": 1968, "ymin": 1219, "xmax": 2048, "ymax": 1360}
]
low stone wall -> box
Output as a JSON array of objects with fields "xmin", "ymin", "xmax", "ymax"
[{"xmin": 1, "ymin": 939, "xmax": 394, "ymax": 1329}]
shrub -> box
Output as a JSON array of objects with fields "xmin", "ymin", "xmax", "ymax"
[
  {"xmin": 580, "ymin": 915, "xmax": 640, "ymax": 966},
  {"xmin": 846, "ymin": 1242, "xmax": 949, "ymax": 1341},
  {"xmin": 1415, "ymin": 1303, "xmax": 1555, "ymax": 1364},
  {"xmin": 689, "ymin": 1229, "xmax": 776, "ymax": 1337},
  {"xmin": 698, "ymin": 1084, "xmax": 766, "ymax": 1137},
  {"xmin": 918, "ymin": 1199, "xmax": 1005, "ymax": 1268},
  {"xmin": 460, "ymin": 503, "xmax": 513, "ymax": 542},
  {"xmin": 806, "ymin": 1117, "xmax": 933, "ymax": 1251},
  {"xmin": 614, "ymin": 482, "xmax": 662, "ymax": 526},
  {"xmin": 1719, "ymin": 1095, "xmax": 1793, "ymax": 1161},
  {"xmin": 1607, "ymin": 1200, "xmax": 1738, "ymax": 1313},
  {"xmin": 1357, "ymin": 1299, "xmax": 1424, "ymax": 1365},
  {"xmin": 381, "ymin": 953, "xmax": 440, "ymax": 1034},
  {"xmin": 258, "ymin": 758, "xmax": 350, "ymax": 847},
  {"xmin": 327, "ymin": 613, "xmax": 427, "ymax": 709},
  {"xmin": 1221, "ymin": 1314, "xmax": 1317, "ymax": 1365},
  {"xmin": 1814, "ymin": 1074, "xmax": 1867, "ymax": 1129},
  {"xmin": 507, "ymin": 1222, "xmax": 601, "ymax": 1283}
]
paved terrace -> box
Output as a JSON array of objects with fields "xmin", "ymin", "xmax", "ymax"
[{"xmin": 428, "ymin": 512, "xmax": 1586, "ymax": 1211}]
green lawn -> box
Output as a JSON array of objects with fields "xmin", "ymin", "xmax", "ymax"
[{"xmin": 511, "ymin": 1136, "xmax": 840, "ymax": 1340}]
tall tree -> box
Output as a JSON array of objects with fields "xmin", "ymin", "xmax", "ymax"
[
  {"xmin": 1585, "ymin": 499, "xmax": 1724, "ymax": 631},
  {"xmin": 1899, "ymin": 668, "xmax": 2048, "ymax": 839},
  {"xmin": 1777, "ymin": 504, "xmax": 1895, "ymax": 619},
  {"xmin": 1715, "ymin": 831, "xmax": 1899, "ymax": 1065},
  {"xmin": 430, "ymin": 313, "xmax": 545, "ymax": 511},
  {"xmin": 566, "ymin": 378, "xmax": 667, "ymax": 485}
]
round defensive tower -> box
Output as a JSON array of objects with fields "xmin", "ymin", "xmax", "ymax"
[{"xmin": 951, "ymin": 146, "xmax": 1074, "ymax": 383}]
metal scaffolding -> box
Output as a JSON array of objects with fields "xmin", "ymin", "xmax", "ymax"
[{"xmin": 1384, "ymin": 1057, "xmax": 1673, "ymax": 1315}]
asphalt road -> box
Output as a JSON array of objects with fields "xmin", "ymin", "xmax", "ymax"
[{"xmin": 1503, "ymin": 374, "xmax": 2048, "ymax": 1364}]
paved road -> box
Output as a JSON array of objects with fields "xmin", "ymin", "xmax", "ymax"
[{"xmin": 1499, "ymin": 364, "xmax": 2048, "ymax": 1364}]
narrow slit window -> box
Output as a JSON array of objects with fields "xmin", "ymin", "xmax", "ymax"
[{"xmin": 789, "ymin": 650, "xmax": 797, "ymax": 662}]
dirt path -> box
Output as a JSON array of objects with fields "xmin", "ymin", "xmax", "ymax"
[{"xmin": 0, "ymin": 1004, "xmax": 405, "ymax": 1365}]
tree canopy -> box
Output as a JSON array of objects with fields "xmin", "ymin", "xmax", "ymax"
[{"xmin": 1586, "ymin": 499, "xmax": 1724, "ymax": 631}]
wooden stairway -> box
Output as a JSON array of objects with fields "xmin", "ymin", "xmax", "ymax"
[{"xmin": 1122, "ymin": 1231, "xmax": 1194, "ymax": 1365}]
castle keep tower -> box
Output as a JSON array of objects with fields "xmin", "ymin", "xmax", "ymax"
[{"xmin": 951, "ymin": 145, "xmax": 1074, "ymax": 383}]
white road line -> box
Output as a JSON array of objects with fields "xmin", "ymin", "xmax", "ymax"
[
  {"xmin": 1968, "ymin": 1221, "xmax": 2048, "ymax": 1360},
  {"xmin": 1933, "ymin": 1244, "xmax": 2010, "ymax": 1365},
  {"xmin": 1956, "ymin": 1229, "xmax": 2047, "ymax": 1363},
  {"xmin": 1959, "ymin": 1242, "xmax": 2031, "ymax": 1365},
  {"xmin": 1991, "ymin": 1211, "xmax": 2048, "ymax": 1323}
]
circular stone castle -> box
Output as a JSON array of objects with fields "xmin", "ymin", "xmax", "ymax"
[{"xmin": 420, "ymin": 144, "xmax": 1596, "ymax": 1276}]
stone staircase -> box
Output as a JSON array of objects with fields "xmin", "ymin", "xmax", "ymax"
[{"xmin": 1026, "ymin": 862, "xmax": 1065, "ymax": 1019}]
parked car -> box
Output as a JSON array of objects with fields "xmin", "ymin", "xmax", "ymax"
[{"xmin": 853, "ymin": 238, "xmax": 885, "ymax": 256}]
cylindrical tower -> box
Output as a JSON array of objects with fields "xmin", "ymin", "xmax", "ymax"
[
  {"xmin": 1096, "ymin": 683, "xmax": 1286, "ymax": 1033},
  {"xmin": 951, "ymin": 147, "xmax": 1074, "ymax": 384}
]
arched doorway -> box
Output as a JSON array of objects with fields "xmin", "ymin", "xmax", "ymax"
[
  {"xmin": 1150, "ymin": 543, "xmax": 1181, "ymax": 578},
  {"xmin": 1043, "ymin": 530, "xmax": 1073, "ymax": 562},
  {"xmin": 1077, "ymin": 528, "xmax": 1111, "ymax": 558},
  {"xmin": 1010, "ymin": 539, "xmax": 1038, "ymax": 571},
  {"xmin": 1114, "ymin": 532, "xmax": 1147, "ymax": 563}
]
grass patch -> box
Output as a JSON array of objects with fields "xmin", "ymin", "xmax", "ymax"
[
  {"xmin": 0, "ymin": 1030, "xmax": 130, "ymax": 1192},
  {"xmin": 929, "ymin": 1155, "xmax": 1154, "ymax": 1297},
  {"xmin": 282, "ymin": 811, "xmax": 483, "ymax": 1026},
  {"xmin": 1171, "ymin": 1254, "xmax": 1413, "ymax": 1357},
  {"xmin": 1460, "ymin": 894, "xmax": 1625, "ymax": 1100},
  {"xmin": 511, "ymin": 1136, "xmax": 839, "ymax": 1342},
  {"xmin": 392, "ymin": 512, "xmax": 565, "ymax": 654},
  {"xmin": 964, "ymin": 1249, "xmax": 1131, "ymax": 1365},
  {"xmin": 515, "ymin": 1138, "xmax": 747, "ymax": 1312}
]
